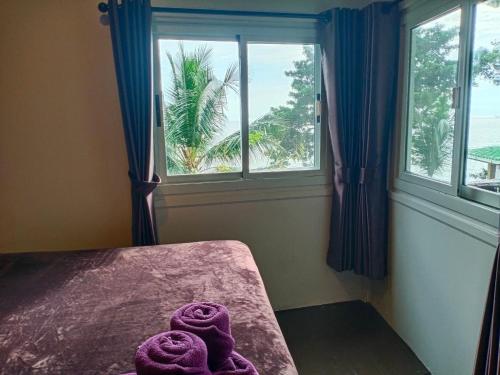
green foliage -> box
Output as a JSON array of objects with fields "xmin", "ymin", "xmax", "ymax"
[
  {"xmin": 163, "ymin": 44, "xmax": 316, "ymax": 174},
  {"xmin": 165, "ymin": 45, "xmax": 277, "ymax": 174},
  {"xmin": 204, "ymin": 46, "xmax": 316, "ymax": 170},
  {"xmin": 410, "ymin": 24, "xmax": 458, "ymax": 177},
  {"xmin": 410, "ymin": 23, "xmax": 500, "ymax": 177},
  {"xmin": 164, "ymin": 45, "xmax": 238, "ymax": 174},
  {"xmin": 472, "ymin": 40, "xmax": 500, "ymax": 84},
  {"xmin": 252, "ymin": 46, "xmax": 316, "ymax": 168}
]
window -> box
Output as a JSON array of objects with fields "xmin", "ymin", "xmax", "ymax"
[
  {"xmin": 153, "ymin": 15, "xmax": 323, "ymax": 184},
  {"xmin": 462, "ymin": 0, "xmax": 500, "ymax": 202},
  {"xmin": 247, "ymin": 43, "xmax": 319, "ymax": 172},
  {"xmin": 406, "ymin": 9, "xmax": 461, "ymax": 184},
  {"xmin": 158, "ymin": 39, "xmax": 242, "ymax": 176},
  {"xmin": 400, "ymin": 0, "xmax": 500, "ymax": 209}
]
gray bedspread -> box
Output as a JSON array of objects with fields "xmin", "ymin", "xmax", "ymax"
[{"xmin": 0, "ymin": 241, "xmax": 297, "ymax": 375}]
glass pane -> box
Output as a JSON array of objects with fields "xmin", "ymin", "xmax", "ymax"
[
  {"xmin": 248, "ymin": 43, "xmax": 318, "ymax": 172},
  {"xmin": 158, "ymin": 39, "xmax": 241, "ymax": 176},
  {"xmin": 406, "ymin": 9, "xmax": 461, "ymax": 183},
  {"xmin": 464, "ymin": 0, "xmax": 500, "ymax": 195}
]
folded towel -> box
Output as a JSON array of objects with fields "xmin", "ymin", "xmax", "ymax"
[
  {"xmin": 170, "ymin": 302, "xmax": 235, "ymax": 369},
  {"xmin": 213, "ymin": 352, "xmax": 259, "ymax": 375},
  {"xmin": 134, "ymin": 330, "xmax": 211, "ymax": 375}
]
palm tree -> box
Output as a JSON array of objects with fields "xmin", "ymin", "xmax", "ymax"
[
  {"xmin": 164, "ymin": 45, "xmax": 276, "ymax": 174},
  {"xmin": 411, "ymin": 118, "xmax": 453, "ymax": 178}
]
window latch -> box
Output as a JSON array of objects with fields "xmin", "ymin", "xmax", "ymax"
[
  {"xmin": 452, "ymin": 87, "xmax": 461, "ymax": 109},
  {"xmin": 155, "ymin": 94, "xmax": 163, "ymax": 127},
  {"xmin": 316, "ymin": 93, "xmax": 321, "ymax": 123}
]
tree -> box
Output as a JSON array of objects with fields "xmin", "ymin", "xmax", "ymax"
[
  {"xmin": 163, "ymin": 45, "xmax": 269, "ymax": 174},
  {"xmin": 212, "ymin": 46, "xmax": 316, "ymax": 169},
  {"xmin": 472, "ymin": 40, "xmax": 500, "ymax": 84},
  {"xmin": 254, "ymin": 46, "xmax": 316, "ymax": 168},
  {"xmin": 410, "ymin": 24, "xmax": 459, "ymax": 178},
  {"xmin": 410, "ymin": 20, "xmax": 500, "ymax": 177}
]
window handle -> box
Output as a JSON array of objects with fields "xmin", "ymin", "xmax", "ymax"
[
  {"xmin": 155, "ymin": 94, "xmax": 162, "ymax": 127},
  {"xmin": 316, "ymin": 93, "xmax": 321, "ymax": 123},
  {"xmin": 452, "ymin": 87, "xmax": 461, "ymax": 109}
]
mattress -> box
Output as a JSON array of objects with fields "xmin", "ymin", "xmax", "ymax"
[{"xmin": 0, "ymin": 240, "xmax": 297, "ymax": 375}]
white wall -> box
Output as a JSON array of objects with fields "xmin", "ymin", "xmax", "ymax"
[
  {"xmin": 370, "ymin": 193, "xmax": 498, "ymax": 375},
  {"xmin": 156, "ymin": 189, "xmax": 368, "ymax": 310},
  {"xmin": 368, "ymin": 2, "xmax": 500, "ymax": 372}
]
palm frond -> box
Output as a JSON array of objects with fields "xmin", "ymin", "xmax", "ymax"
[
  {"xmin": 162, "ymin": 43, "xmax": 241, "ymax": 173},
  {"xmin": 204, "ymin": 115, "xmax": 287, "ymax": 165},
  {"xmin": 195, "ymin": 62, "xmax": 239, "ymax": 144},
  {"xmin": 204, "ymin": 131, "xmax": 241, "ymax": 165}
]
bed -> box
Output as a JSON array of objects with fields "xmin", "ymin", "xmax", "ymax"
[{"xmin": 0, "ymin": 240, "xmax": 297, "ymax": 375}]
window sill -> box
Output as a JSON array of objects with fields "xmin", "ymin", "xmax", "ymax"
[
  {"xmin": 392, "ymin": 178, "xmax": 499, "ymax": 245},
  {"xmin": 154, "ymin": 174, "xmax": 332, "ymax": 208}
]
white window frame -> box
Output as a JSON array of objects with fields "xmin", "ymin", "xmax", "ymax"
[
  {"xmin": 395, "ymin": 0, "xmax": 500, "ymax": 226},
  {"xmin": 458, "ymin": 0, "xmax": 500, "ymax": 209},
  {"xmin": 152, "ymin": 13, "xmax": 327, "ymax": 191}
]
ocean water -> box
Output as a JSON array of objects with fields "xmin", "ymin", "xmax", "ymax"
[
  {"xmin": 211, "ymin": 117, "xmax": 500, "ymax": 177},
  {"xmin": 465, "ymin": 116, "xmax": 500, "ymax": 183},
  {"xmin": 468, "ymin": 117, "xmax": 500, "ymax": 148},
  {"xmin": 419, "ymin": 116, "xmax": 500, "ymax": 183}
]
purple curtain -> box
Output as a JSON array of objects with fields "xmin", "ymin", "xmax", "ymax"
[
  {"xmin": 474, "ymin": 245, "xmax": 500, "ymax": 375},
  {"xmin": 108, "ymin": 0, "xmax": 160, "ymax": 246},
  {"xmin": 321, "ymin": 3, "xmax": 400, "ymax": 279}
]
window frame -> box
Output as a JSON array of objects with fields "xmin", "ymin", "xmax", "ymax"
[
  {"xmin": 396, "ymin": 0, "xmax": 500, "ymax": 217},
  {"xmin": 152, "ymin": 13, "xmax": 326, "ymax": 186},
  {"xmin": 458, "ymin": 0, "xmax": 500, "ymax": 208},
  {"xmin": 398, "ymin": 1, "xmax": 464, "ymax": 195}
]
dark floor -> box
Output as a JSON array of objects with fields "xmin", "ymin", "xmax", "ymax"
[{"xmin": 276, "ymin": 301, "xmax": 430, "ymax": 375}]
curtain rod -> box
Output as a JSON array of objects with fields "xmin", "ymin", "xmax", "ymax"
[{"xmin": 97, "ymin": 3, "xmax": 330, "ymax": 22}]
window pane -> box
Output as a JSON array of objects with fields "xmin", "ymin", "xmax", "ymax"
[
  {"xmin": 406, "ymin": 9, "xmax": 461, "ymax": 183},
  {"xmin": 464, "ymin": 0, "xmax": 500, "ymax": 195},
  {"xmin": 158, "ymin": 39, "xmax": 241, "ymax": 176},
  {"xmin": 248, "ymin": 43, "xmax": 318, "ymax": 172}
]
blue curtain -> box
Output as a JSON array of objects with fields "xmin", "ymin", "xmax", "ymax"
[
  {"xmin": 108, "ymin": 0, "xmax": 160, "ymax": 245},
  {"xmin": 321, "ymin": 3, "xmax": 400, "ymax": 278}
]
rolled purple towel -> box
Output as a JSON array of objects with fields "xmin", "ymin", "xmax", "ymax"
[
  {"xmin": 213, "ymin": 352, "xmax": 259, "ymax": 375},
  {"xmin": 170, "ymin": 302, "xmax": 235, "ymax": 369},
  {"xmin": 134, "ymin": 330, "xmax": 211, "ymax": 375}
]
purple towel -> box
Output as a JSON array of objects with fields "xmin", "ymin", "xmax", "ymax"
[
  {"xmin": 134, "ymin": 330, "xmax": 211, "ymax": 375},
  {"xmin": 170, "ymin": 302, "xmax": 235, "ymax": 369},
  {"xmin": 213, "ymin": 352, "xmax": 259, "ymax": 375}
]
